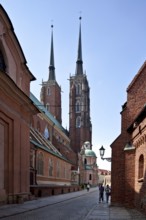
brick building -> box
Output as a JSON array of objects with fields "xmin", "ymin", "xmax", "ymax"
[
  {"xmin": 111, "ymin": 61, "xmax": 146, "ymax": 214},
  {"xmin": 0, "ymin": 5, "xmax": 38, "ymax": 204},
  {"xmin": 0, "ymin": 5, "xmax": 98, "ymax": 204}
]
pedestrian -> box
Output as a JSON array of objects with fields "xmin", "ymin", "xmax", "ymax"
[
  {"xmin": 99, "ymin": 184, "xmax": 104, "ymax": 202},
  {"xmin": 105, "ymin": 184, "xmax": 111, "ymax": 203},
  {"xmin": 86, "ymin": 183, "xmax": 90, "ymax": 191}
]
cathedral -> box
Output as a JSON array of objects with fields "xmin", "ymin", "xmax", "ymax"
[{"xmin": 0, "ymin": 4, "xmax": 98, "ymax": 204}]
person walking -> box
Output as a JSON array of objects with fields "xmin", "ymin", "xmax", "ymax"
[
  {"xmin": 99, "ymin": 184, "xmax": 104, "ymax": 202},
  {"xmin": 105, "ymin": 184, "xmax": 111, "ymax": 203},
  {"xmin": 86, "ymin": 183, "xmax": 90, "ymax": 191}
]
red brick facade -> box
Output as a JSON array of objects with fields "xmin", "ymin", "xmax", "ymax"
[
  {"xmin": 111, "ymin": 62, "xmax": 146, "ymax": 213},
  {"xmin": 0, "ymin": 5, "xmax": 37, "ymax": 204}
]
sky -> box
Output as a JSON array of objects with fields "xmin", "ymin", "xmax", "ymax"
[{"xmin": 1, "ymin": 0, "xmax": 146, "ymax": 171}]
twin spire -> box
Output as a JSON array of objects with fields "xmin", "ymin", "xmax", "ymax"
[
  {"xmin": 48, "ymin": 25, "xmax": 56, "ymax": 80},
  {"xmin": 48, "ymin": 17, "xmax": 83, "ymax": 81}
]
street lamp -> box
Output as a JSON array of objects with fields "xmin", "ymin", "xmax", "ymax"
[{"xmin": 99, "ymin": 146, "xmax": 111, "ymax": 162}]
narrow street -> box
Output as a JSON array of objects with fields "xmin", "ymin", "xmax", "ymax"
[
  {"xmin": 0, "ymin": 188, "xmax": 146, "ymax": 220},
  {"xmin": 0, "ymin": 189, "xmax": 98, "ymax": 220}
]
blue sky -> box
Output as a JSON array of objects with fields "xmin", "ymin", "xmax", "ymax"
[{"xmin": 1, "ymin": 0, "xmax": 146, "ymax": 170}]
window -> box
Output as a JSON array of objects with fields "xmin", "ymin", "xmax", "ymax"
[
  {"xmin": 138, "ymin": 154, "xmax": 144, "ymax": 180},
  {"xmin": 76, "ymin": 116, "xmax": 81, "ymax": 128},
  {"xmin": 76, "ymin": 84, "xmax": 81, "ymax": 95},
  {"xmin": 49, "ymin": 158, "xmax": 53, "ymax": 176},
  {"xmin": 84, "ymin": 158, "xmax": 87, "ymax": 164},
  {"xmin": 75, "ymin": 101, "xmax": 81, "ymax": 112},
  {"xmin": 89, "ymin": 174, "xmax": 92, "ymax": 180},
  {"xmin": 46, "ymin": 103, "xmax": 50, "ymax": 111},
  {"xmin": 56, "ymin": 161, "xmax": 60, "ymax": 177},
  {"xmin": 37, "ymin": 152, "xmax": 44, "ymax": 175},
  {"xmin": 44, "ymin": 126, "xmax": 49, "ymax": 139}
]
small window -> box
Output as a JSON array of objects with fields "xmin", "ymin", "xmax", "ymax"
[
  {"xmin": 76, "ymin": 116, "xmax": 81, "ymax": 128},
  {"xmin": 46, "ymin": 103, "xmax": 50, "ymax": 111},
  {"xmin": 75, "ymin": 101, "xmax": 81, "ymax": 112},
  {"xmin": 76, "ymin": 84, "xmax": 81, "ymax": 95},
  {"xmin": 44, "ymin": 126, "xmax": 49, "ymax": 139},
  {"xmin": 138, "ymin": 154, "xmax": 144, "ymax": 180}
]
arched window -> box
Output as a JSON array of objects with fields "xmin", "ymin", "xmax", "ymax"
[
  {"xmin": 138, "ymin": 154, "xmax": 144, "ymax": 179},
  {"xmin": 49, "ymin": 158, "xmax": 53, "ymax": 176},
  {"xmin": 76, "ymin": 116, "xmax": 81, "ymax": 128},
  {"xmin": 76, "ymin": 84, "xmax": 81, "ymax": 95},
  {"xmin": 0, "ymin": 51, "xmax": 6, "ymax": 72},
  {"xmin": 44, "ymin": 126, "xmax": 49, "ymax": 139},
  {"xmin": 37, "ymin": 152, "xmax": 44, "ymax": 175},
  {"xmin": 75, "ymin": 100, "xmax": 81, "ymax": 112},
  {"xmin": 56, "ymin": 161, "xmax": 60, "ymax": 177},
  {"xmin": 46, "ymin": 103, "xmax": 50, "ymax": 111}
]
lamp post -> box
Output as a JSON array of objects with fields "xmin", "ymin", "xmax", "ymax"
[{"xmin": 99, "ymin": 146, "xmax": 111, "ymax": 162}]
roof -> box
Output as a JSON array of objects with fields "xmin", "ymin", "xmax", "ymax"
[
  {"xmin": 30, "ymin": 92, "xmax": 68, "ymax": 135},
  {"xmin": 85, "ymin": 149, "xmax": 96, "ymax": 157},
  {"xmin": 30, "ymin": 127, "xmax": 71, "ymax": 163}
]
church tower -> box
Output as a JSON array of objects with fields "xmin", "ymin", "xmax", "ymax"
[
  {"xmin": 40, "ymin": 25, "xmax": 62, "ymax": 124},
  {"xmin": 69, "ymin": 17, "xmax": 92, "ymax": 153}
]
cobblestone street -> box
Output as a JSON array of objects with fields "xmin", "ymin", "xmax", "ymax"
[{"xmin": 0, "ymin": 188, "xmax": 146, "ymax": 220}]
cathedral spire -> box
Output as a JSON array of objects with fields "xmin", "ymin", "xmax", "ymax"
[
  {"xmin": 48, "ymin": 25, "xmax": 56, "ymax": 80},
  {"xmin": 75, "ymin": 17, "xmax": 83, "ymax": 75}
]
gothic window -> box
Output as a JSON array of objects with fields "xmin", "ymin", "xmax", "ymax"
[
  {"xmin": 44, "ymin": 126, "xmax": 49, "ymax": 139},
  {"xmin": 76, "ymin": 84, "xmax": 81, "ymax": 95},
  {"xmin": 76, "ymin": 116, "xmax": 81, "ymax": 128},
  {"xmin": 75, "ymin": 100, "xmax": 81, "ymax": 112},
  {"xmin": 56, "ymin": 161, "xmax": 60, "ymax": 177},
  {"xmin": 49, "ymin": 158, "xmax": 53, "ymax": 176},
  {"xmin": 138, "ymin": 154, "xmax": 144, "ymax": 179},
  {"xmin": 46, "ymin": 103, "xmax": 50, "ymax": 111},
  {"xmin": 37, "ymin": 152, "xmax": 44, "ymax": 175},
  {"xmin": 0, "ymin": 51, "xmax": 6, "ymax": 72}
]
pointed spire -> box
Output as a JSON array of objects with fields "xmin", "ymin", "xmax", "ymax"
[
  {"xmin": 75, "ymin": 17, "xmax": 83, "ymax": 75},
  {"xmin": 48, "ymin": 25, "xmax": 56, "ymax": 80}
]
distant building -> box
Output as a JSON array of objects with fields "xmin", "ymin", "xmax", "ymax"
[{"xmin": 98, "ymin": 169, "xmax": 111, "ymax": 186}]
